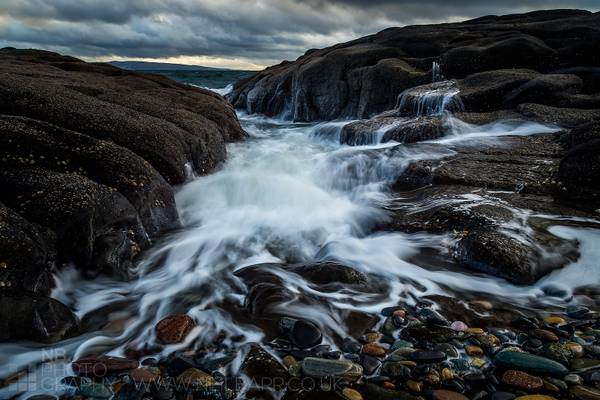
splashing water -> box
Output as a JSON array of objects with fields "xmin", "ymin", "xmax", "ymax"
[{"xmin": 1, "ymin": 93, "xmax": 599, "ymax": 398}]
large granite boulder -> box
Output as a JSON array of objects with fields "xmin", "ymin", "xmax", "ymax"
[{"xmin": 229, "ymin": 10, "xmax": 600, "ymax": 121}]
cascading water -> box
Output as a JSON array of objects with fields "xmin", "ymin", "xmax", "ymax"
[
  {"xmin": 2, "ymin": 77, "xmax": 599, "ymax": 399},
  {"xmin": 395, "ymin": 80, "xmax": 464, "ymax": 117}
]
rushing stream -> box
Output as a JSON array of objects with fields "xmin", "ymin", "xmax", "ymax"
[{"xmin": 2, "ymin": 79, "xmax": 600, "ymax": 398}]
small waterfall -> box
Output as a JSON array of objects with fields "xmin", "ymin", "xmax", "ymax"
[
  {"xmin": 395, "ymin": 80, "xmax": 464, "ymax": 117},
  {"xmin": 432, "ymin": 61, "xmax": 444, "ymax": 82}
]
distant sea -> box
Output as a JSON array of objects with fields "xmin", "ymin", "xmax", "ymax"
[{"xmin": 152, "ymin": 69, "xmax": 256, "ymax": 94}]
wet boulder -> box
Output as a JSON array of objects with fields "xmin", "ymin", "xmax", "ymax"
[
  {"xmin": 0, "ymin": 202, "xmax": 54, "ymax": 294},
  {"xmin": 288, "ymin": 261, "xmax": 368, "ymax": 286},
  {"xmin": 454, "ymin": 229, "xmax": 577, "ymax": 285},
  {"xmin": 0, "ymin": 168, "xmax": 146, "ymax": 279},
  {"xmin": 340, "ymin": 116, "xmax": 445, "ymax": 145},
  {"xmin": 0, "ymin": 293, "xmax": 79, "ymax": 343}
]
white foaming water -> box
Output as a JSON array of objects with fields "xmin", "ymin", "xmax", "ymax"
[{"xmin": 1, "ymin": 110, "xmax": 599, "ymax": 398}]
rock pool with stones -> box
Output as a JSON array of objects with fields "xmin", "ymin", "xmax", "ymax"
[{"xmin": 1, "ymin": 80, "xmax": 600, "ymax": 400}]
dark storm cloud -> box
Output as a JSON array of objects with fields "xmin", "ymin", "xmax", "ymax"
[{"xmin": 0, "ymin": 0, "xmax": 598, "ymax": 68}]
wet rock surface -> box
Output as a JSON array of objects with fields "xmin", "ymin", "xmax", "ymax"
[
  {"xmin": 381, "ymin": 130, "xmax": 594, "ymax": 284},
  {"xmin": 0, "ymin": 48, "xmax": 245, "ymax": 342}
]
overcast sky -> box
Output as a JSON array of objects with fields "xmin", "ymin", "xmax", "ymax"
[{"xmin": 0, "ymin": 0, "xmax": 598, "ymax": 70}]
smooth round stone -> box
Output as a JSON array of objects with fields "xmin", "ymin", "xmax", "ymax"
[
  {"xmin": 450, "ymin": 321, "xmax": 468, "ymax": 332},
  {"xmin": 450, "ymin": 358, "xmax": 470, "ymax": 371},
  {"xmin": 341, "ymin": 338, "xmax": 362, "ymax": 354},
  {"xmin": 544, "ymin": 377, "xmax": 567, "ymax": 391},
  {"xmin": 544, "ymin": 316, "xmax": 566, "ymax": 325},
  {"xmin": 380, "ymin": 361, "xmax": 410, "ymax": 378},
  {"xmin": 529, "ymin": 329, "xmax": 559, "ymax": 342},
  {"xmin": 406, "ymin": 380, "xmax": 422, "ymax": 393},
  {"xmin": 564, "ymin": 373, "xmax": 583, "ymax": 385},
  {"xmin": 570, "ymin": 385, "xmax": 600, "ymax": 400},
  {"xmin": 466, "ymin": 345, "xmax": 484, "ymax": 357},
  {"xmin": 129, "ymin": 367, "xmax": 160, "ymax": 384},
  {"xmin": 409, "ymin": 350, "xmax": 446, "ymax": 363},
  {"xmin": 470, "ymin": 357, "xmax": 486, "ymax": 369},
  {"xmin": 155, "ymin": 314, "xmax": 196, "ymax": 344},
  {"xmin": 301, "ymin": 357, "xmax": 363, "ymax": 381},
  {"xmin": 175, "ymin": 368, "xmax": 216, "ymax": 388},
  {"xmin": 362, "ymin": 332, "xmax": 381, "ymax": 343},
  {"xmin": 523, "ymin": 339, "xmax": 543, "ymax": 352},
  {"xmin": 289, "ymin": 319, "xmax": 322, "ymax": 349},
  {"xmin": 567, "ymin": 305, "xmax": 590, "ymax": 319},
  {"xmin": 584, "ymin": 345, "xmax": 600, "ymax": 358},
  {"xmin": 435, "ymin": 343, "xmax": 459, "ymax": 358},
  {"xmin": 114, "ymin": 382, "xmax": 146, "ymax": 400},
  {"xmin": 465, "ymin": 328, "xmax": 485, "ymax": 335},
  {"xmin": 464, "ymin": 371, "xmax": 486, "ymax": 382},
  {"xmin": 477, "ymin": 334, "xmax": 500, "ymax": 348},
  {"xmin": 501, "ymin": 370, "xmax": 543, "ymax": 390},
  {"xmin": 441, "ymin": 367, "xmax": 453, "ymax": 380},
  {"xmin": 432, "ymin": 389, "xmax": 469, "ymax": 400},
  {"xmin": 362, "ymin": 343, "xmax": 386, "ymax": 358},
  {"xmin": 571, "ymin": 358, "xmax": 600, "ymax": 372},
  {"xmin": 470, "ymin": 300, "xmax": 493, "ymax": 310},
  {"xmin": 543, "ymin": 343, "xmax": 575, "ymax": 364},
  {"xmin": 340, "ymin": 388, "xmax": 363, "ymax": 400},
  {"xmin": 388, "ymin": 347, "xmax": 415, "ymax": 361},
  {"xmin": 417, "ymin": 308, "xmax": 449, "ymax": 326},
  {"xmin": 541, "ymin": 285, "xmax": 570, "ymax": 298},
  {"xmin": 361, "ymin": 354, "xmax": 381, "ymax": 375},
  {"xmin": 381, "ymin": 317, "xmax": 397, "ymax": 336},
  {"xmin": 495, "ymin": 351, "xmax": 568, "ymax": 377}
]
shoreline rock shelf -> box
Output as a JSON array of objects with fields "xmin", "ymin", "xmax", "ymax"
[{"xmin": 0, "ymin": 48, "xmax": 245, "ymax": 343}]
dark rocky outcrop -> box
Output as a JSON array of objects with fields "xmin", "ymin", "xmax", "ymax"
[
  {"xmin": 229, "ymin": 10, "xmax": 600, "ymax": 121},
  {"xmin": 382, "ymin": 133, "xmax": 592, "ymax": 284},
  {"xmin": 0, "ymin": 48, "xmax": 245, "ymax": 342}
]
